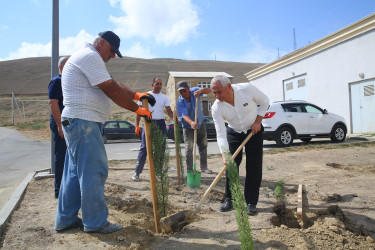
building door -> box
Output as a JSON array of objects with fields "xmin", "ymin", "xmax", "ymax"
[{"xmin": 350, "ymin": 79, "xmax": 375, "ymax": 133}]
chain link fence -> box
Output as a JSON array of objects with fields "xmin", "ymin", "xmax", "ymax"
[{"xmin": 0, "ymin": 95, "xmax": 50, "ymax": 125}]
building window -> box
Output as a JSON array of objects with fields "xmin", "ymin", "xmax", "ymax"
[
  {"xmin": 297, "ymin": 78, "xmax": 306, "ymax": 88},
  {"xmin": 198, "ymin": 81, "xmax": 210, "ymax": 89},
  {"xmin": 286, "ymin": 82, "xmax": 293, "ymax": 91},
  {"xmin": 364, "ymin": 84, "xmax": 374, "ymax": 97}
]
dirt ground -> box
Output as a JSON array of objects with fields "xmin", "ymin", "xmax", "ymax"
[{"xmin": 1, "ymin": 139, "xmax": 375, "ymax": 249}]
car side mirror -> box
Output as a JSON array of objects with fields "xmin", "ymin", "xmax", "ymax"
[{"xmin": 323, "ymin": 109, "xmax": 328, "ymax": 114}]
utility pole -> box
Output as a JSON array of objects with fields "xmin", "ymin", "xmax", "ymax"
[
  {"xmin": 51, "ymin": 0, "xmax": 59, "ymax": 174},
  {"xmin": 293, "ymin": 28, "xmax": 297, "ymax": 51}
]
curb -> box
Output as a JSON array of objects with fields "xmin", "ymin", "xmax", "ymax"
[{"xmin": 0, "ymin": 172, "xmax": 35, "ymax": 236}]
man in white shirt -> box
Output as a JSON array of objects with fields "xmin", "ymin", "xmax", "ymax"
[
  {"xmin": 132, "ymin": 77, "xmax": 173, "ymax": 180},
  {"xmin": 210, "ymin": 75, "xmax": 269, "ymax": 215},
  {"xmin": 55, "ymin": 31, "xmax": 155, "ymax": 234}
]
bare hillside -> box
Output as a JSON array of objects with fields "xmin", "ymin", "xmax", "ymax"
[{"xmin": 0, "ymin": 56, "xmax": 263, "ymax": 96}]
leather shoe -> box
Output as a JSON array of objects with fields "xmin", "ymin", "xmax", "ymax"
[
  {"xmin": 220, "ymin": 199, "xmax": 232, "ymax": 212},
  {"xmin": 247, "ymin": 204, "xmax": 257, "ymax": 215}
]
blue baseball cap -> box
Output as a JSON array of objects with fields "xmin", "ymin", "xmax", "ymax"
[{"xmin": 98, "ymin": 31, "xmax": 123, "ymax": 58}]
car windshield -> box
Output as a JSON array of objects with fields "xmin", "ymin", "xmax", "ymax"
[{"xmin": 204, "ymin": 116, "xmax": 213, "ymax": 123}]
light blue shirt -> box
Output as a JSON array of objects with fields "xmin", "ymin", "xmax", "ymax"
[{"xmin": 177, "ymin": 87, "xmax": 205, "ymax": 129}]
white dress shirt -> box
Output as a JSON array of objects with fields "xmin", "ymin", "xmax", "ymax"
[{"xmin": 212, "ymin": 83, "xmax": 269, "ymax": 153}]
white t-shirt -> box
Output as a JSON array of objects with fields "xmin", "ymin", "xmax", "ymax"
[
  {"xmin": 62, "ymin": 43, "xmax": 112, "ymax": 123},
  {"xmin": 138, "ymin": 91, "xmax": 170, "ymax": 120},
  {"xmin": 212, "ymin": 83, "xmax": 269, "ymax": 153}
]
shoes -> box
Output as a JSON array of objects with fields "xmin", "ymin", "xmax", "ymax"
[
  {"xmin": 202, "ymin": 168, "xmax": 213, "ymax": 174},
  {"xmin": 247, "ymin": 204, "xmax": 257, "ymax": 215},
  {"xmin": 220, "ymin": 199, "xmax": 233, "ymax": 212},
  {"xmin": 132, "ymin": 172, "xmax": 139, "ymax": 181},
  {"xmin": 88, "ymin": 222, "xmax": 123, "ymax": 234},
  {"xmin": 56, "ymin": 218, "xmax": 83, "ymax": 232}
]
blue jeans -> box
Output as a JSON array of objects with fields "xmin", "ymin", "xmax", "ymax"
[
  {"xmin": 55, "ymin": 118, "xmax": 109, "ymax": 232},
  {"xmin": 50, "ymin": 122, "xmax": 67, "ymax": 198},
  {"xmin": 135, "ymin": 119, "xmax": 167, "ymax": 174}
]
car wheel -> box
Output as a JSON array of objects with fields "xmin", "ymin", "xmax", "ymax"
[
  {"xmin": 276, "ymin": 127, "xmax": 294, "ymax": 147},
  {"xmin": 102, "ymin": 135, "xmax": 108, "ymax": 144},
  {"xmin": 301, "ymin": 138, "xmax": 312, "ymax": 143},
  {"xmin": 330, "ymin": 125, "xmax": 346, "ymax": 143}
]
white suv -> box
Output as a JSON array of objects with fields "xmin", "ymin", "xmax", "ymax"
[{"xmin": 262, "ymin": 100, "xmax": 347, "ymax": 147}]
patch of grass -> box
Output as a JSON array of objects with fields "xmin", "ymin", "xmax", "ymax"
[
  {"xmin": 15, "ymin": 119, "xmax": 48, "ymax": 130},
  {"xmin": 210, "ymin": 237, "xmax": 227, "ymax": 244},
  {"xmin": 264, "ymin": 141, "xmax": 375, "ymax": 155},
  {"xmin": 108, "ymin": 160, "xmax": 122, "ymax": 166},
  {"xmin": 0, "ymin": 122, "xmax": 14, "ymax": 127}
]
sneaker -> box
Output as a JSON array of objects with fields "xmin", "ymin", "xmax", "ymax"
[
  {"xmin": 247, "ymin": 204, "xmax": 257, "ymax": 215},
  {"xmin": 88, "ymin": 222, "xmax": 123, "ymax": 234},
  {"xmin": 202, "ymin": 168, "xmax": 213, "ymax": 174},
  {"xmin": 56, "ymin": 218, "xmax": 83, "ymax": 232},
  {"xmin": 132, "ymin": 172, "xmax": 139, "ymax": 181}
]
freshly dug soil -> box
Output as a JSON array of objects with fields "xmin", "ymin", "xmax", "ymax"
[{"xmin": 1, "ymin": 143, "xmax": 375, "ymax": 249}]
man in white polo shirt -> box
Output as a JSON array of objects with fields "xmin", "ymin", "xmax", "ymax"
[
  {"xmin": 132, "ymin": 77, "xmax": 173, "ymax": 180},
  {"xmin": 210, "ymin": 75, "xmax": 269, "ymax": 215},
  {"xmin": 55, "ymin": 31, "xmax": 155, "ymax": 234}
]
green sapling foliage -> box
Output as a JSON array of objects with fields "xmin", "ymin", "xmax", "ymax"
[
  {"xmin": 150, "ymin": 122, "xmax": 170, "ymax": 217},
  {"xmin": 224, "ymin": 149, "xmax": 254, "ymax": 250}
]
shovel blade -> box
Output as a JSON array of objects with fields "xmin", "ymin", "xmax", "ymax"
[{"xmin": 187, "ymin": 169, "xmax": 201, "ymax": 188}]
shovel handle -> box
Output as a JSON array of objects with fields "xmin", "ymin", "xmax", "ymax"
[
  {"xmin": 192, "ymin": 97, "xmax": 199, "ymax": 173},
  {"xmin": 193, "ymin": 132, "xmax": 253, "ymax": 214}
]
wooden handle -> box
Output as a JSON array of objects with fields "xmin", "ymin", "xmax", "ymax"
[
  {"xmin": 193, "ymin": 132, "xmax": 253, "ymax": 214},
  {"xmin": 173, "ymin": 109, "xmax": 181, "ymax": 184},
  {"xmin": 192, "ymin": 97, "xmax": 199, "ymax": 171},
  {"xmin": 142, "ymin": 99, "xmax": 160, "ymax": 233}
]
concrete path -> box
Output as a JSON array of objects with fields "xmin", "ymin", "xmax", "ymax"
[{"xmin": 0, "ymin": 127, "xmax": 50, "ymax": 210}]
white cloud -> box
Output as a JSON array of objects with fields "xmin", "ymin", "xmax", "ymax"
[
  {"xmin": 109, "ymin": 0, "xmax": 200, "ymax": 46},
  {"xmin": 124, "ymin": 42, "xmax": 154, "ymax": 58},
  {"xmin": 59, "ymin": 30, "xmax": 95, "ymax": 55},
  {"xmin": 0, "ymin": 30, "xmax": 94, "ymax": 61}
]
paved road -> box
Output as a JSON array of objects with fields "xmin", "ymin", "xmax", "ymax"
[{"xmin": 0, "ymin": 127, "xmax": 51, "ymax": 210}]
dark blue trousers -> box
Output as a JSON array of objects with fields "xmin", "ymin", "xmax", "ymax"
[
  {"xmin": 225, "ymin": 126, "xmax": 264, "ymax": 206},
  {"xmin": 51, "ymin": 123, "xmax": 67, "ymax": 198},
  {"xmin": 135, "ymin": 119, "xmax": 167, "ymax": 174}
]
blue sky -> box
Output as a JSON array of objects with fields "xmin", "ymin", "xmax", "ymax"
[{"xmin": 0, "ymin": 0, "xmax": 374, "ymax": 63}]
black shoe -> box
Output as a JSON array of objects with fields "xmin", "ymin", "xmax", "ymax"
[
  {"xmin": 247, "ymin": 204, "xmax": 257, "ymax": 215},
  {"xmin": 220, "ymin": 199, "xmax": 233, "ymax": 212}
]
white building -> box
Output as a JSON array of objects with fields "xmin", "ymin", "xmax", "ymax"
[{"xmin": 245, "ymin": 13, "xmax": 375, "ymax": 134}]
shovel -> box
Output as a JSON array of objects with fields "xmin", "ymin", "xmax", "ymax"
[
  {"xmin": 187, "ymin": 97, "xmax": 201, "ymax": 188},
  {"xmin": 160, "ymin": 132, "xmax": 254, "ymax": 233}
]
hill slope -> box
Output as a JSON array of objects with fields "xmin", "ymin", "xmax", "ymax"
[{"xmin": 0, "ymin": 56, "xmax": 262, "ymax": 95}]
